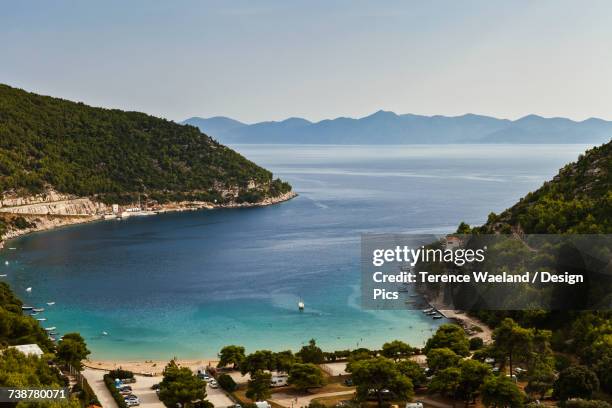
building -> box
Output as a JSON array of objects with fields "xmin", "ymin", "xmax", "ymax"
[
  {"xmin": 10, "ymin": 344, "xmax": 44, "ymax": 357},
  {"xmin": 444, "ymin": 235, "xmax": 463, "ymax": 250}
]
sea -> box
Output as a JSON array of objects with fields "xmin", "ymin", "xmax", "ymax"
[{"xmin": 0, "ymin": 144, "xmax": 592, "ymax": 359}]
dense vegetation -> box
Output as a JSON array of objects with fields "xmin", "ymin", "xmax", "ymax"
[
  {"xmin": 454, "ymin": 141, "xmax": 612, "ymax": 400},
  {"xmin": 475, "ymin": 141, "xmax": 611, "ymax": 234},
  {"xmin": 0, "ymin": 84, "xmax": 291, "ymax": 204},
  {"xmin": 0, "ymin": 282, "xmax": 54, "ymax": 350},
  {"xmin": 1, "ymin": 282, "xmax": 98, "ymax": 407}
]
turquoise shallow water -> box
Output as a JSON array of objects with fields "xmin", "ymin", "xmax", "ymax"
[{"xmin": 1, "ymin": 144, "xmax": 591, "ymax": 359}]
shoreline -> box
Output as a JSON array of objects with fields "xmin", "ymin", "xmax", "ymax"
[
  {"xmin": 0, "ymin": 191, "xmax": 297, "ymax": 248},
  {"xmin": 84, "ymin": 359, "xmax": 219, "ymax": 377}
]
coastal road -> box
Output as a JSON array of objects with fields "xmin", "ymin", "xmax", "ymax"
[{"xmin": 82, "ymin": 368, "xmax": 118, "ymax": 408}]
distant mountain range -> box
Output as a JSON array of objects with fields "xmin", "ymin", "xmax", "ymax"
[{"xmin": 183, "ymin": 111, "xmax": 612, "ymax": 144}]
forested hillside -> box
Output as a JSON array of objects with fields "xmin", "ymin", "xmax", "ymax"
[
  {"xmin": 476, "ymin": 140, "xmax": 611, "ymax": 234},
  {"xmin": 457, "ymin": 140, "xmax": 612, "ymax": 396},
  {"xmin": 0, "ymin": 84, "xmax": 291, "ymax": 204}
]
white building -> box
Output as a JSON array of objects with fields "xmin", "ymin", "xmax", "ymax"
[{"xmin": 10, "ymin": 344, "xmax": 44, "ymax": 357}]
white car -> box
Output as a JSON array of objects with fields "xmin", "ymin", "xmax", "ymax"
[{"xmin": 209, "ymin": 380, "xmax": 219, "ymax": 388}]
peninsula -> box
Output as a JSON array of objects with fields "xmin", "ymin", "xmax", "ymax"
[{"xmin": 0, "ymin": 84, "xmax": 295, "ymax": 245}]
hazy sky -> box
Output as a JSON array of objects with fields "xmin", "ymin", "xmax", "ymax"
[{"xmin": 2, "ymin": 0, "xmax": 611, "ymax": 123}]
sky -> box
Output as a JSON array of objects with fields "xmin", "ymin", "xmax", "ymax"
[{"xmin": 1, "ymin": 0, "xmax": 612, "ymax": 123}]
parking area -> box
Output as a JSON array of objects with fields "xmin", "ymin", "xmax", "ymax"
[
  {"xmin": 130, "ymin": 375, "xmax": 165, "ymax": 408},
  {"xmin": 206, "ymin": 383, "xmax": 234, "ymax": 407}
]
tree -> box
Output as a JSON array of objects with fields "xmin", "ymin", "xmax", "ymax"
[
  {"xmin": 297, "ymin": 339, "xmax": 325, "ymax": 364},
  {"xmin": 218, "ymin": 373, "xmax": 237, "ymax": 392},
  {"xmin": 457, "ymin": 222, "xmax": 472, "ymax": 234},
  {"xmin": 426, "ymin": 348, "xmax": 460, "ymax": 373},
  {"xmin": 288, "ymin": 363, "xmax": 325, "ymax": 392},
  {"xmin": 159, "ymin": 360, "xmax": 207, "ymax": 408},
  {"xmin": 382, "ymin": 340, "xmax": 413, "ymax": 361},
  {"xmin": 241, "ymin": 350, "xmax": 276, "ymax": 375},
  {"xmin": 428, "ymin": 367, "xmax": 461, "ymax": 400},
  {"xmin": 429, "ymin": 360, "xmax": 491, "ymax": 407},
  {"xmin": 348, "ymin": 357, "xmax": 414, "ymax": 408},
  {"xmin": 525, "ymin": 360, "xmax": 555, "ymax": 400},
  {"xmin": 553, "ymin": 365, "xmax": 600, "ymax": 401},
  {"xmin": 456, "ymin": 360, "xmax": 491, "ymax": 406},
  {"xmin": 424, "ymin": 324, "xmax": 470, "ymax": 357},
  {"xmin": 56, "ymin": 332, "xmax": 90, "ymax": 370},
  {"xmin": 218, "ymin": 345, "xmax": 246, "ymax": 369},
  {"xmin": 480, "ymin": 375, "xmax": 524, "ymax": 408},
  {"xmin": 274, "ymin": 350, "xmax": 297, "ymax": 373},
  {"xmin": 492, "ymin": 318, "xmax": 534, "ymax": 375},
  {"xmin": 246, "ymin": 371, "xmax": 272, "ymax": 401},
  {"xmin": 348, "ymin": 348, "xmax": 374, "ymax": 363},
  {"xmin": 396, "ymin": 360, "xmax": 427, "ymax": 388},
  {"xmin": 469, "ymin": 337, "xmax": 484, "ymax": 351}
]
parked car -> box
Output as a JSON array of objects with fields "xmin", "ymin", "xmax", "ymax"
[
  {"xmin": 124, "ymin": 395, "xmax": 140, "ymax": 404},
  {"xmin": 209, "ymin": 380, "xmax": 219, "ymax": 388},
  {"xmin": 344, "ymin": 378, "xmax": 353, "ymax": 386},
  {"xmin": 122, "ymin": 378, "xmax": 137, "ymax": 384}
]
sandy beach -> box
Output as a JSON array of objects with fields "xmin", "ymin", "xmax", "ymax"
[{"xmin": 84, "ymin": 359, "xmax": 220, "ymax": 376}]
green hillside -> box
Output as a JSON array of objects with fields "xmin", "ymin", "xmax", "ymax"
[
  {"xmin": 477, "ymin": 140, "xmax": 611, "ymax": 234},
  {"xmin": 457, "ymin": 140, "xmax": 612, "ymax": 395},
  {"xmin": 0, "ymin": 84, "xmax": 291, "ymax": 204}
]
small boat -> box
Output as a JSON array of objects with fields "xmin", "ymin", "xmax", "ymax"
[
  {"xmin": 25, "ymin": 287, "xmax": 32, "ymax": 293},
  {"xmin": 36, "ymin": 318, "xmax": 47, "ymax": 321},
  {"xmin": 44, "ymin": 327, "xmax": 56, "ymax": 331},
  {"xmin": 298, "ymin": 300, "xmax": 305, "ymax": 311},
  {"xmin": 422, "ymin": 308, "xmax": 434, "ymax": 313},
  {"xmin": 32, "ymin": 308, "xmax": 45, "ymax": 312},
  {"xmin": 48, "ymin": 336, "xmax": 56, "ymax": 341},
  {"xmin": 30, "ymin": 312, "xmax": 38, "ymax": 316},
  {"xmin": 9, "ymin": 247, "xmax": 16, "ymax": 250},
  {"xmin": 433, "ymin": 315, "xmax": 444, "ymax": 320},
  {"xmin": 46, "ymin": 302, "xmax": 55, "ymax": 306},
  {"xmin": 102, "ymin": 331, "xmax": 109, "ymax": 336},
  {"xmin": 426, "ymin": 310, "xmax": 438, "ymax": 316},
  {"xmin": 22, "ymin": 305, "xmax": 33, "ymax": 310},
  {"xmin": 0, "ymin": 274, "xmax": 6, "ymax": 277},
  {"xmin": 398, "ymin": 287, "xmax": 409, "ymax": 292},
  {"xmin": 48, "ymin": 331, "xmax": 58, "ymax": 335},
  {"xmin": 4, "ymin": 261, "xmax": 8, "ymax": 265}
]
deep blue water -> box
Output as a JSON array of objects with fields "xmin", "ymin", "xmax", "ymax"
[{"xmin": 0, "ymin": 144, "xmax": 591, "ymax": 359}]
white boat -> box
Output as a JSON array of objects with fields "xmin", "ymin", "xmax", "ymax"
[
  {"xmin": 44, "ymin": 327, "xmax": 56, "ymax": 331},
  {"xmin": 102, "ymin": 331, "xmax": 109, "ymax": 336},
  {"xmin": 22, "ymin": 305, "xmax": 33, "ymax": 310},
  {"xmin": 47, "ymin": 302, "xmax": 55, "ymax": 306},
  {"xmin": 32, "ymin": 308, "xmax": 45, "ymax": 312},
  {"xmin": 4, "ymin": 261, "xmax": 8, "ymax": 265},
  {"xmin": 9, "ymin": 247, "xmax": 16, "ymax": 250},
  {"xmin": 37, "ymin": 318, "xmax": 47, "ymax": 321},
  {"xmin": 0, "ymin": 274, "xmax": 6, "ymax": 277},
  {"xmin": 298, "ymin": 300, "xmax": 305, "ymax": 311},
  {"xmin": 25, "ymin": 287, "xmax": 32, "ymax": 293}
]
